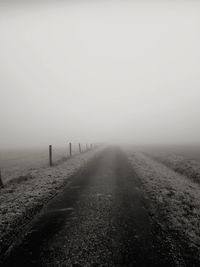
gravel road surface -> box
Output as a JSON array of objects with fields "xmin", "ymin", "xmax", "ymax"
[{"xmin": 2, "ymin": 147, "xmax": 185, "ymax": 267}]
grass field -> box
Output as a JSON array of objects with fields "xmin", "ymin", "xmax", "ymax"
[
  {"xmin": 126, "ymin": 147, "xmax": 200, "ymax": 264},
  {"xmin": 141, "ymin": 145, "xmax": 200, "ymax": 161},
  {"xmin": 0, "ymin": 145, "xmax": 81, "ymax": 184},
  {"xmin": 139, "ymin": 145, "xmax": 200, "ymax": 185}
]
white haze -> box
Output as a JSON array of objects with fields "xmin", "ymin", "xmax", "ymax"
[{"xmin": 0, "ymin": 1, "xmax": 200, "ymax": 149}]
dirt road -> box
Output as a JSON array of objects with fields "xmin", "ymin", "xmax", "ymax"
[{"xmin": 2, "ymin": 147, "xmax": 185, "ymax": 266}]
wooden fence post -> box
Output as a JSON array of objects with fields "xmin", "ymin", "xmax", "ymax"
[
  {"xmin": 79, "ymin": 143, "xmax": 81, "ymax": 153},
  {"xmin": 69, "ymin": 142, "xmax": 72, "ymax": 157},
  {"xmin": 49, "ymin": 145, "xmax": 53, "ymax": 166},
  {"xmin": 0, "ymin": 169, "xmax": 4, "ymax": 188}
]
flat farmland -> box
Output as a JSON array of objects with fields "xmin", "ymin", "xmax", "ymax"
[
  {"xmin": 139, "ymin": 145, "xmax": 200, "ymax": 185},
  {"xmin": 0, "ymin": 146, "xmax": 81, "ymax": 184},
  {"xmin": 142, "ymin": 145, "xmax": 200, "ymax": 161}
]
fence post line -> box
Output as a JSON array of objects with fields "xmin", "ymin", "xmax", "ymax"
[
  {"xmin": 69, "ymin": 142, "xmax": 72, "ymax": 157},
  {"xmin": 79, "ymin": 143, "xmax": 81, "ymax": 153},
  {"xmin": 0, "ymin": 169, "xmax": 3, "ymax": 188},
  {"xmin": 49, "ymin": 145, "xmax": 53, "ymax": 166}
]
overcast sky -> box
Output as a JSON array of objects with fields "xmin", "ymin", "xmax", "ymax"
[{"xmin": 0, "ymin": 1, "xmax": 200, "ymax": 149}]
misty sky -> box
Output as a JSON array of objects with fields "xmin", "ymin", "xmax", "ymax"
[{"xmin": 0, "ymin": 1, "xmax": 200, "ymax": 149}]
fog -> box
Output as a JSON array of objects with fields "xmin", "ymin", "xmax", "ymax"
[{"xmin": 0, "ymin": 1, "xmax": 200, "ymax": 149}]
